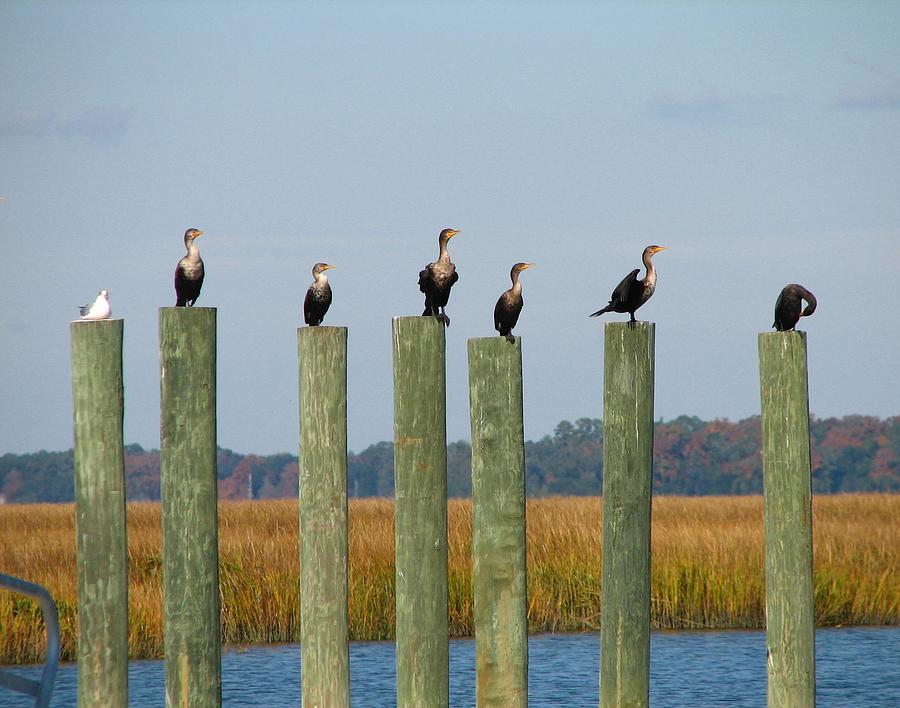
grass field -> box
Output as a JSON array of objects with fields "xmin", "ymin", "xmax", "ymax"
[{"xmin": 1, "ymin": 494, "xmax": 897, "ymax": 663}]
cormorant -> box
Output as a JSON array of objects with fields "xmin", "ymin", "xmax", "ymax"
[
  {"xmin": 174, "ymin": 228, "xmax": 205, "ymax": 306},
  {"xmin": 78, "ymin": 289, "xmax": 111, "ymax": 320},
  {"xmin": 494, "ymin": 262, "xmax": 534, "ymax": 343},
  {"xmin": 589, "ymin": 245, "xmax": 667, "ymax": 325},
  {"xmin": 773, "ymin": 284, "xmax": 817, "ymax": 331},
  {"xmin": 304, "ymin": 263, "xmax": 335, "ymax": 326},
  {"xmin": 419, "ymin": 228, "xmax": 460, "ymax": 326}
]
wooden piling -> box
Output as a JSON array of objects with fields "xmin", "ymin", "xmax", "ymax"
[
  {"xmin": 392, "ymin": 316, "xmax": 449, "ymax": 707},
  {"xmin": 298, "ymin": 326, "xmax": 349, "ymax": 707},
  {"xmin": 70, "ymin": 319, "xmax": 128, "ymax": 708},
  {"xmin": 758, "ymin": 331, "xmax": 815, "ymax": 708},
  {"xmin": 600, "ymin": 321, "xmax": 655, "ymax": 708},
  {"xmin": 159, "ymin": 307, "xmax": 221, "ymax": 708},
  {"xmin": 467, "ymin": 336, "xmax": 528, "ymax": 707}
]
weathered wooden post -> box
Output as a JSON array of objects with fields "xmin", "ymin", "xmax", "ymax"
[
  {"xmin": 600, "ymin": 321, "xmax": 654, "ymax": 708},
  {"xmin": 159, "ymin": 307, "xmax": 221, "ymax": 708},
  {"xmin": 298, "ymin": 326, "xmax": 349, "ymax": 707},
  {"xmin": 392, "ymin": 316, "xmax": 449, "ymax": 707},
  {"xmin": 467, "ymin": 336, "xmax": 528, "ymax": 707},
  {"xmin": 758, "ymin": 331, "xmax": 815, "ymax": 708},
  {"xmin": 70, "ymin": 318, "xmax": 128, "ymax": 708}
]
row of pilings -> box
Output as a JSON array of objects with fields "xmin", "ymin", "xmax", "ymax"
[{"xmin": 70, "ymin": 310, "xmax": 814, "ymax": 707}]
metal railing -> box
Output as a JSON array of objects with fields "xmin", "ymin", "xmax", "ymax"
[{"xmin": 0, "ymin": 573, "xmax": 60, "ymax": 708}]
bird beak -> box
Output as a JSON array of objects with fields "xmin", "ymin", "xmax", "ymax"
[
  {"xmin": 449, "ymin": 229, "xmax": 460, "ymax": 238},
  {"xmin": 655, "ymin": 246, "xmax": 667, "ymax": 252},
  {"xmin": 196, "ymin": 230, "xmax": 205, "ymax": 237},
  {"xmin": 524, "ymin": 263, "xmax": 535, "ymax": 269},
  {"xmin": 324, "ymin": 264, "xmax": 336, "ymax": 271}
]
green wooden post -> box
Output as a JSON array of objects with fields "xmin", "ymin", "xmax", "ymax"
[
  {"xmin": 600, "ymin": 321, "xmax": 654, "ymax": 708},
  {"xmin": 70, "ymin": 319, "xmax": 128, "ymax": 708},
  {"xmin": 392, "ymin": 316, "xmax": 449, "ymax": 707},
  {"xmin": 159, "ymin": 307, "xmax": 221, "ymax": 708},
  {"xmin": 758, "ymin": 331, "xmax": 815, "ymax": 708},
  {"xmin": 467, "ymin": 337, "xmax": 528, "ymax": 708},
  {"xmin": 298, "ymin": 326, "xmax": 350, "ymax": 707}
]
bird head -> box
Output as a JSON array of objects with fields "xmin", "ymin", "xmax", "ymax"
[
  {"xmin": 644, "ymin": 245, "xmax": 666, "ymax": 256},
  {"xmin": 439, "ymin": 228, "xmax": 460, "ymax": 241},
  {"xmin": 312, "ymin": 263, "xmax": 335, "ymax": 276},
  {"xmin": 511, "ymin": 262, "xmax": 535, "ymax": 275},
  {"xmin": 99, "ymin": 289, "xmax": 109, "ymax": 298},
  {"xmin": 185, "ymin": 228, "xmax": 204, "ymax": 240}
]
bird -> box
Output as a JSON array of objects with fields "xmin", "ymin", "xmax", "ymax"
[
  {"xmin": 589, "ymin": 245, "xmax": 667, "ymax": 325},
  {"xmin": 494, "ymin": 262, "xmax": 534, "ymax": 343},
  {"xmin": 304, "ymin": 263, "xmax": 335, "ymax": 326},
  {"xmin": 773, "ymin": 284, "xmax": 817, "ymax": 331},
  {"xmin": 174, "ymin": 228, "xmax": 205, "ymax": 306},
  {"xmin": 78, "ymin": 289, "xmax": 111, "ymax": 320},
  {"xmin": 419, "ymin": 228, "xmax": 460, "ymax": 326}
]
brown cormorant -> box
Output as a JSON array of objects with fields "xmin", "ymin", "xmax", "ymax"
[
  {"xmin": 589, "ymin": 245, "xmax": 667, "ymax": 325},
  {"xmin": 419, "ymin": 228, "xmax": 460, "ymax": 326},
  {"xmin": 494, "ymin": 262, "xmax": 534, "ymax": 342},
  {"xmin": 304, "ymin": 263, "xmax": 335, "ymax": 326},
  {"xmin": 773, "ymin": 284, "xmax": 816, "ymax": 331},
  {"xmin": 78, "ymin": 289, "xmax": 111, "ymax": 320},
  {"xmin": 174, "ymin": 228, "xmax": 205, "ymax": 306}
]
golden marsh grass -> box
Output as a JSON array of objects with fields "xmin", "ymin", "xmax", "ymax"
[{"xmin": 1, "ymin": 494, "xmax": 897, "ymax": 663}]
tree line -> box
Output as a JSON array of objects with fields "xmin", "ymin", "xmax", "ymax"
[{"xmin": 1, "ymin": 415, "xmax": 897, "ymax": 504}]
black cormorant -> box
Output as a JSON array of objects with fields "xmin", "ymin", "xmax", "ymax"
[
  {"xmin": 589, "ymin": 245, "xmax": 667, "ymax": 325},
  {"xmin": 419, "ymin": 228, "xmax": 460, "ymax": 326},
  {"xmin": 494, "ymin": 262, "xmax": 534, "ymax": 343},
  {"xmin": 78, "ymin": 289, "xmax": 111, "ymax": 320},
  {"xmin": 304, "ymin": 263, "xmax": 335, "ymax": 326},
  {"xmin": 773, "ymin": 284, "xmax": 816, "ymax": 331},
  {"xmin": 174, "ymin": 228, "xmax": 205, "ymax": 307}
]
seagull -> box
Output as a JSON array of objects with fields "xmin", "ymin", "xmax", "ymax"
[{"xmin": 79, "ymin": 289, "xmax": 111, "ymax": 320}]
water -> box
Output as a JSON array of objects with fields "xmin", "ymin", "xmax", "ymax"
[{"xmin": 2, "ymin": 627, "xmax": 897, "ymax": 706}]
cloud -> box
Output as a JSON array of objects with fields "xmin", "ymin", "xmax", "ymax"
[
  {"xmin": 830, "ymin": 84, "xmax": 900, "ymax": 111},
  {"xmin": 0, "ymin": 110, "xmax": 57, "ymax": 137},
  {"xmin": 58, "ymin": 107, "xmax": 133, "ymax": 144},
  {"xmin": 648, "ymin": 91, "xmax": 737, "ymax": 122},
  {"xmin": 645, "ymin": 90, "xmax": 793, "ymax": 126},
  {"xmin": 0, "ymin": 107, "xmax": 132, "ymax": 143},
  {"xmin": 831, "ymin": 55, "xmax": 900, "ymax": 111}
]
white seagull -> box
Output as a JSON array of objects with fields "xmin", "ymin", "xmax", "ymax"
[{"xmin": 78, "ymin": 289, "xmax": 111, "ymax": 320}]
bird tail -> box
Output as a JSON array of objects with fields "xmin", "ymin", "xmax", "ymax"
[{"xmin": 589, "ymin": 305, "xmax": 612, "ymax": 318}]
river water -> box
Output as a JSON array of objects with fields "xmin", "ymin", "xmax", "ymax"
[{"xmin": 2, "ymin": 627, "xmax": 897, "ymax": 706}]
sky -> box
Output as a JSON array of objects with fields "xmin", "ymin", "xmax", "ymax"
[{"xmin": 1, "ymin": 2, "xmax": 899, "ymax": 456}]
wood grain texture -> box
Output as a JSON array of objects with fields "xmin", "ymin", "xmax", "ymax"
[
  {"xmin": 159, "ymin": 307, "xmax": 221, "ymax": 708},
  {"xmin": 758, "ymin": 332, "xmax": 815, "ymax": 708},
  {"xmin": 600, "ymin": 321, "xmax": 655, "ymax": 708},
  {"xmin": 467, "ymin": 337, "xmax": 528, "ymax": 708},
  {"xmin": 392, "ymin": 317, "xmax": 449, "ymax": 708},
  {"xmin": 298, "ymin": 326, "xmax": 349, "ymax": 707},
  {"xmin": 70, "ymin": 319, "xmax": 128, "ymax": 708}
]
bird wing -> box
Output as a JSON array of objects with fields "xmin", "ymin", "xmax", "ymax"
[
  {"xmin": 450, "ymin": 268, "xmax": 459, "ymax": 285},
  {"xmin": 418, "ymin": 265, "xmax": 432, "ymax": 293},
  {"xmin": 303, "ymin": 288, "xmax": 314, "ymax": 325},
  {"xmin": 611, "ymin": 269, "xmax": 640, "ymax": 305},
  {"xmin": 493, "ymin": 293, "xmax": 507, "ymax": 331}
]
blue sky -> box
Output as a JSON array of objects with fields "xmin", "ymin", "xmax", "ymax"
[{"xmin": 1, "ymin": 2, "xmax": 899, "ymax": 455}]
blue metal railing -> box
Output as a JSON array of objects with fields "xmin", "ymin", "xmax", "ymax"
[{"xmin": 0, "ymin": 573, "xmax": 60, "ymax": 708}]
